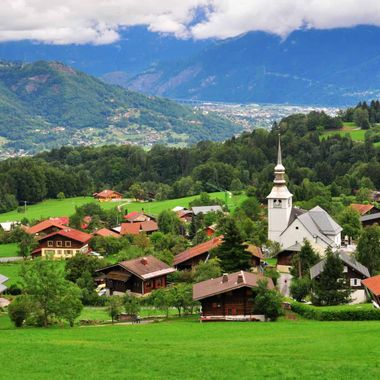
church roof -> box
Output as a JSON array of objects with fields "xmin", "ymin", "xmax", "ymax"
[{"xmin": 308, "ymin": 206, "xmax": 342, "ymax": 235}]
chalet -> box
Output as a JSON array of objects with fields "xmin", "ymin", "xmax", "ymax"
[
  {"xmin": 173, "ymin": 236, "xmax": 223, "ymax": 270},
  {"xmin": 350, "ymin": 203, "xmax": 380, "ymax": 216},
  {"xmin": 94, "ymin": 228, "xmax": 121, "ymax": 238},
  {"xmin": 26, "ymin": 219, "xmax": 66, "ymax": 237},
  {"xmin": 96, "ymin": 256, "xmax": 176, "ymax": 296},
  {"xmin": 360, "ymin": 212, "xmax": 380, "ymax": 227},
  {"xmin": 310, "ymin": 251, "xmax": 370, "ymax": 304},
  {"xmin": 94, "ymin": 189, "xmax": 123, "ymax": 202},
  {"xmin": 119, "ymin": 220, "xmax": 158, "ymax": 235},
  {"xmin": 32, "ymin": 228, "xmax": 92, "ymax": 259},
  {"xmin": 192, "ymin": 205, "xmax": 223, "ymax": 216},
  {"xmin": 123, "ymin": 211, "xmax": 156, "ymax": 223},
  {"xmin": 193, "ymin": 271, "xmax": 275, "ymax": 321},
  {"xmin": 0, "ymin": 274, "xmax": 8, "ymax": 294},
  {"xmin": 362, "ymin": 275, "xmax": 380, "ymax": 307},
  {"xmin": 276, "ymin": 242, "xmax": 302, "ymax": 272},
  {"xmin": 246, "ymin": 244, "xmax": 264, "ymax": 268},
  {"xmin": 176, "ymin": 209, "xmax": 193, "ymax": 223}
]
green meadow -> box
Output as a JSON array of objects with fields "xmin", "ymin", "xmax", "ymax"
[
  {"xmin": 321, "ymin": 122, "xmax": 367, "ymax": 141},
  {"xmin": 0, "ymin": 243, "xmax": 18, "ymax": 258},
  {"xmin": 0, "ymin": 316, "xmax": 379, "ymax": 379},
  {"xmin": 0, "ymin": 192, "xmax": 246, "ymax": 223}
]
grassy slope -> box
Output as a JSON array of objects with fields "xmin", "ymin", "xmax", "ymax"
[
  {"xmin": 0, "ymin": 318, "xmax": 380, "ymax": 379},
  {"xmin": 0, "ymin": 263, "xmax": 22, "ymax": 285},
  {"xmin": 0, "ymin": 192, "xmax": 246, "ymax": 223},
  {"xmin": 321, "ymin": 122, "xmax": 366, "ymax": 141},
  {"xmin": 0, "ymin": 243, "xmax": 18, "ymax": 257}
]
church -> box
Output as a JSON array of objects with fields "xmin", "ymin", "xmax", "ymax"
[{"xmin": 267, "ymin": 137, "xmax": 342, "ymax": 269}]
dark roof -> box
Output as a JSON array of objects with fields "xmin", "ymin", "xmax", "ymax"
[
  {"xmin": 246, "ymin": 244, "xmax": 264, "ymax": 259},
  {"xmin": 287, "ymin": 207, "xmax": 307, "ymax": 226},
  {"xmin": 277, "ymin": 242, "xmax": 302, "ymax": 255},
  {"xmin": 193, "ymin": 271, "xmax": 274, "ymax": 301},
  {"xmin": 310, "ymin": 251, "xmax": 370, "ymax": 280},
  {"xmin": 173, "ymin": 236, "xmax": 223, "ymax": 266},
  {"xmin": 97, "ymin": 255, "xmax": 176, "ymax": 280},
  {"xmin": 363, "ymin": 275, "xmax": 380, "ymax": 296},
  {"xmin": 360, "ymin": 212, "xmax": 380, "ymax": 222}
]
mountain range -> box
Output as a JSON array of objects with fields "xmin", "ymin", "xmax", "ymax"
[
  {"xmin": 0, "ymin": 60, "xmax": 239, "ymax": 156},
  {"xmin": 2, "ymin": 26, "xmax": 380, "ymax": 106}
]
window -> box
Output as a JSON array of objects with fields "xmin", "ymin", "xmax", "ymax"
[
  {"xmin": 57, "ymin": 250, "xmax": 62, "ymax": 255},
  {"xmin": 350, "ymin": 278, "xmax": 361, "ymax": 287},
  {"xmin": 45, "ymin": 250, "xmax": 55, "ymax": 255},
  {"xmin": 65, "ymin": 241, "xmax": 71, "ymax": 247},
  {"xmin": 155, "ymin": 278, "xmax": 161, "ymax": 287},
  {"xmin": 295, "ymin": 226, "xmax": 299, "ymax": 230},
  {"xmin": 57, "ymin": 241, "xmax": 63, "ymax": 247},
  {"xmin": 273, "ymin": 199, "xmax": 282, "ymax": 208},
  {"xmin": 343, "ymin": 266, "xmax": 348, "ymax": 273},
  {"xmin": 47, "ymin": 241, "xmax": 53, "ymax": 247},
  {"xmin": 64, "ymin": 250, "xmax": 71, "ymax": 255},
  {"xmin": 146, "ymin": 281, "xmax": 152, "ymax": 287}
]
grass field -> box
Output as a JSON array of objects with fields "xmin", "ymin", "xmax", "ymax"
[
  {"xmin": 321, "ymin": 122, "xmax": 367, "ymax": 141},
  {"xmin": 0, "ymin": 262, "xmax": 22, "ymax": 285},
  {"xmin": 0, "ymin": 317, "xmax": 380, "ymax": 379},
  {"xmin": 0, "ymin": 192, "xmax": 246, "ymax": 223},
  {"xmin": 0, "ymin": 243, "xmax": 18, "ymax": 258}
]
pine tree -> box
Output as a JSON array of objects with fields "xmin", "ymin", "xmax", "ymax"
[
  {"xmin": 290, "ymin": 239, "xmax": 320, "ymax": 278},
  {"xmin": 311, "ymin": 248, "xmax": 351, "ymax": 306},
  {"xmin": 215, "ymin": 217, "xmax": 251, "ymax": 272}
]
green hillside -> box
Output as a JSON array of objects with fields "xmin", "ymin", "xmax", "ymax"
[{"xmin": 0, "ymin": 61, "xmax": 241, "ymax": 154}]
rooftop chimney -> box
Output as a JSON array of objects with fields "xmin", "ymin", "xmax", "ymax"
[
  {"xmin": 140, "ymin": 257, "xmax": 148, "ymax": 265},
  {"xmin": 237, "ymin": 272, "xmax": 244, "ymax": 284},
  {"xmin": 222, "ymin": 273, "xmax": 228, "ymax": 283}
]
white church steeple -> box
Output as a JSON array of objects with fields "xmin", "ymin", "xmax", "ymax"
[{"xmin": 267, "ymin": 135, "xmax": 293, "ymax": 242}]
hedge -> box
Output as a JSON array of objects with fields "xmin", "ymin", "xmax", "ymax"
[{"xmin": 291, "ymin": 302, "xmax": 380, "ymax": 321}]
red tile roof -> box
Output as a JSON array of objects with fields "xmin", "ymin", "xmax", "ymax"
[
  {"xmin": 363, "ymin": 275, "xmax": 380, "ymax": 296},
  {"xmin": 350, "ymin": 204, "xmax": 374, "ymax": 216},
  {"xmin": 120, "ymin": 220, "xmax": 158, "ymax": 235},
  {"xmin": 49, "ymin": 217, "xmax": 69, "ymax": 225},
  {"xmin": 173, "ymin": 236, "xmax": 223, "ymax": 266},
  {"xmin": 97, "ymin": 255, "xmax": 176, "ymax": 280},
  {"xmin": 94, "ymin": 228, "xmax": 121, "ymax": 238},
  {"xmin": 38, "ymin": 228, "xmax": 93, "ymax": 244},
  {"xmin": 123, "ymin": 211, "xmax": 154, "ymax": 223},
  {"xmin": 193, "ymin": 271, "xmax": 274, "ymax": 300},
  {"xmin": 26, "ymin": 220, "xmax": 66, "ymax": 235}
]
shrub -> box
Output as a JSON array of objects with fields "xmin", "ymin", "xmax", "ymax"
[
  {"xmin": 8, "ymin": 295, "xmax": 32, "ymax": 327},
  {"xmin": 253, "ymin": 280, "xmax": 283, "ymax": 321},
  {"xmin": 290, "ymin": 277, "xmax": 311, "ymax": 302},
  {"xmin": 291, "ymin": 301, "xmax": 380, "ymax": 321}
]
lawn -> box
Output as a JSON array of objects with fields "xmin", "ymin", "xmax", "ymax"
[
  {"xmin": 0, "ymin": 243, "xmax": 18, "ymax": 258},
  {"xmin": 321, "ymin": 123, "xmax": 367, "ymax": 142},
  {"xmin": 0, "ymin": 318, "xmax": 380, "ymax": 379},
  {"xmin": 0, "ymin": 192, "xmax": 246, "ymax": 223},
  {"xmin": 0, "ymin": 262, "xmax": 22, "ymax": 285}
]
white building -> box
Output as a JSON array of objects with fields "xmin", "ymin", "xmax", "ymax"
[{"xmin": 267, "ymin": 137, "xmax": 342, "ymax": 256}]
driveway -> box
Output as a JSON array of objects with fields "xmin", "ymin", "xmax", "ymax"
[{"xmin": 278, "ymin": 273, "xmax": 293, "ymax": 297}]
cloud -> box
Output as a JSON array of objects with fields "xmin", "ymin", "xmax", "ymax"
[{"xmin": 0, "ymin": 0, "xmax": 380, "ymax": 44}]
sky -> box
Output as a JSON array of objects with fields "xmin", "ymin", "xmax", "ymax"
[{"xmin": 1, "ymin": 0, "xmax": 380, "ymax": 44}]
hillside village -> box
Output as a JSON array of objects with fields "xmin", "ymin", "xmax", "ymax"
[{"xmin": 2, "ymin": 137, "xmax": 380, "ymax": 326}]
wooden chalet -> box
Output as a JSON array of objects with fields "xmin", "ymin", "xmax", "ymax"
[
  {"xmin": 119, "ymin": 220, "xmax": 158, "ymax": 236},
  {"xmin": 310, "ymin": 251, "xmax": 370, "ymax": 303},
  {"xmin": 173, "ymin": 236, "xmax": 223, "ymax": 270},
  {"xmin": 94, "ymin": 228, "xmax": 121, "ymax": 239},
  {"xmin": 362, "ymin": 275, "xmax": 380, "ymax": 308},
  {"xmin": 32, "ymin": 228, "xmax": 92, "ymax": 259},
  {"xmin": 246, "ymin": 244, "xmax": 264, "ymax": 268},
  {"xmin": 26, "ymin": 219, "xmax": 66, "ymax": 237},
  {"xmin": 193, "ymin": 271, "xmax": 275, "ymax": 321},
  {"xmin": 123, "ymin": 211, "xmax": 156, "ymax": 223},
  {"xmin": 94, "ymin": 189, "xmax": 123, "ymax": 202},
  {"xmin": 360, "ymin": 212, "xmax": 380, "ymax": 227},
  {"xmin": 96, "ymin": 256, "xmax": 176, "ymax": 296},
  {"xmin": 276, "ymin": 242, "xmax": 302, "ymax": 271},
  {"xmin": 176, "ymin": 209, "xmax": 193, "ymax": 223}
]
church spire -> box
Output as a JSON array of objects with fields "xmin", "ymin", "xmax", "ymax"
[{"xmin": 274, "ymin": 134, "xmax": 286, "ymax": 185}]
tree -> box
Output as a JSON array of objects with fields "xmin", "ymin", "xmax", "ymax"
[
  {"xmin": 237, "ymin": 196, "xmax": 261, "ymax": 220},
  {"xmin": 123, "ymin": 293, "xmax": 141, "ymax": 316},
  {"xmin": 57, "ymin": 192, "xmax": 65, "ymax": 200},
  {"xmin": 339, "ymin": 207, "xmax": 362, "ymax": 244},
  {"xmin": 215, "ymin": 217, "xmax": 251, "ymax": 272},
  {"xmin": 20, "ymin": 260, "xmax": 83, "ymax": 327},
  {"xmin": 157, "ymin": 210, "xmax": 181, "ymax": 234},
  {"xmin": 107, "ymin": 296, "xmax": 123, "ymax": 324},
  {"xmin": 356, "ymin": 188, "xmax": 372, "ymax": 203},
  {"xmin": 290, "ymin": 240, "xmax": 320, "ymax": 278},
  {"xmin": 311, "ymin": 248, "xmax": 351, "ymax": 306},
  {"xmin": 149, "ymin": 288, "xmax": 172, "ymax": 318},
  {"xmin": 129, "ymin": 183, "xmax": 145, "ymax": 201},
  {"xmin": 168, "ymin": 284, "xmax": 194, "ymax": 316},
  {"xmin": 18, "ymin": 232, "xmax": 38, "ymax": 258},
  {"xmin": 8, "ymin": 295, "xmax": 33, "ymax": 327},
  {"xmin": 193, "ymin": 258, "xmax": 222, "ymax": 283},
  {"xmin": 59, "ymin": 284, "xmax": 83, "ymax": 327},
  {"xmin": 356, "ymin": 225, "xmax": 380, "ymax": 275},
  {"xmin": 253, "ymin": 280, "xmax": 283, "ymax": 321},
  {"xmin": 290, "ymin": 277, "xmax": 311, "ymax": 302},
  {"xmin": 353, "ymin": 108, "xmax": 370, "ymax": 129},
  {"xmin": 65, "ymin": 254, "xmax": 107, "ymax": 283}
]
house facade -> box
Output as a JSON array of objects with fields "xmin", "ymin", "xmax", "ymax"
[
  {"xmin": 96, "ymin": 256, "xmax": 176, "ymax": 296},
  {"xmin": 94, "ymin": 189, "xmax": 123, "ymax": 202},
  {"xmin": 193, "ymin": 271, "xmax": 275, "ymax": 321},
  {"xmin": 32, "ymin": 228, "xmax": 92, "ymax": 259}
]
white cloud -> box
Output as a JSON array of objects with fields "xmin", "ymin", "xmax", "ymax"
[{"xmin": 0, "ymin": 0, "xmax": 380, "ymax": 44}]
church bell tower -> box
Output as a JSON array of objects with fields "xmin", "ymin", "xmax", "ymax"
[{"xmin": 267, "ymin": 135, "xmax": 293, "ymax": 242}]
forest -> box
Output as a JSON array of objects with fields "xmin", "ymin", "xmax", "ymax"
[{"xmin": 0, "ymin": 107, "xmax": 379, "ymax": 214}]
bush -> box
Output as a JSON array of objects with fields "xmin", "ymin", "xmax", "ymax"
[
  {"xmin": 6, "ymin": 284, "xmax": 22, "ymax": 296},
  {"xmin": 291, "ymin": 301, "xmax": 380, "ymax": 321},
  {"xmin": 253, "ymin": 280, "xmax": 283, "ymax": 321},
  {"xmin": 290, "ymin": 277, "xmax": 311, "ymax": 302},
  {"xmin": 8, "ymin": 295, "xmax": 32, "ymax": 327}
]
